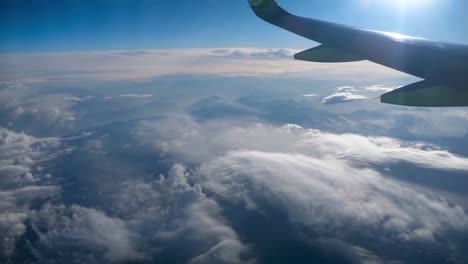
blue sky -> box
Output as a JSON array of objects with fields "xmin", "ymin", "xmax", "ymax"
[{"xmin": 1, "ymin": 0, "xmax": 467, "ymax": 52}]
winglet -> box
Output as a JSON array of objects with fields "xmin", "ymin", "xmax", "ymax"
[
  {"xmin": 381, "ymin": 80, "xmax": 468, "ymax": 107},
  {"xmin": 248, "ymin": 0, "xmax": 287, "ymax": 21}
]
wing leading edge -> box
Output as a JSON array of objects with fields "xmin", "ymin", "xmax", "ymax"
[{"xmin": 248, "ymin": 0, "xmax": 468, "ymax": 107}]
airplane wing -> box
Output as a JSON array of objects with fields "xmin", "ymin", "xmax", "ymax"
[{"xmin": 248, "ymin": 0, "xmax": 468, "ymax": 107}]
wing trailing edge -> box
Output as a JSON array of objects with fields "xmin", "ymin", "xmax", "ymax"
[{"xmin": 294, "ymin": 45, "xmax": 364, "ymax": 63}]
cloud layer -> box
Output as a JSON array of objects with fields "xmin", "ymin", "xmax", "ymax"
[
  {"xmin": 0, "ymin": 127, "xmax": 254, "ymax": 263},
  {"xmin": 0, "ymin": 48, "xmax": 409, "ymax": 82},
  {"xmin": 1, "ymin": 47, "xmax": 467, "ymax": 263},
  {"xmin": 2, "ymin": 115, "xmax": 468, "ymax": 263},
  {"xmin": 138, "ymin": 118, "xmax": 468, "ymax": 263},
  {"xmin": 0, "ymin": 128, "xmax": 62, "ymax": 258}
]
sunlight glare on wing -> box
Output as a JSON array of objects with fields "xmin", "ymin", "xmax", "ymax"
[{"xmin": 381, "ymin": 31, "xmax": 422, "ymax": 41}]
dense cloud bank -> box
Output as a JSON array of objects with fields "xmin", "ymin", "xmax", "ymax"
[
  {"xmin": 137, "ymin": 120, "xmax": 468, "ymax": 263},
  {"xmin": 2, "ymin": 119, "xmax": 467, "ymax": 263}
]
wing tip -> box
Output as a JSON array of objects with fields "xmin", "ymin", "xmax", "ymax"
[
  {"xmin": 380, "ymin": 81, "xmax": 468, "ymax": 107},
  {"xmin": 248, "ymin": 0, "xmax": 284, "ymax": 20},
  {"xmin": 248, "ymin": 0, "xmax": 279, "ymax": 8}
]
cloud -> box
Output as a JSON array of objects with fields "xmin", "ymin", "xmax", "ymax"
[
  {"xmin": 25, "ymin": 204, "xmax": 140, "ymax": 263},
  {"xmin": 3, "ymin": 110, "xmax": 468, "ymax": 263},
  {"xmin": 190, "ymin": 133, "xmax": 467, "ymax": 262},
  {"xmin": 0, "ymin": 128, "xmax": 142, "ymax": 263},
  {"xmin": 1, "ymin": 126, "xmax": 254, "ymax": 263},
  {"xmin": 197, "ymin": 150, "xmax": 467, "ymax": 241},
  {"xmin": 393, "ymin": 110, "xmax": 468, "ymax": 138},
  {"xmin": 210, "ymin": 48, "xmax": 295, "ymax": 60},
  {"xmin": 64, "ymin": 96, "xmax": 96, "ymax": 102},
  {"xmin": 0, "ymin": 79, "xmax": 45, "ymax": 90},
  {"xmin": 139, "ymin": 117, "xmax": 468, "ymax": 172},
  {"xmin": 322, "ymin": 86, "xmax": 367, "ymax": 105},
  {"xmin": 1, "ymin": 46, "xmax": 467, "ymax": 263},
  {"xmin": 0, "ymin": 127, "xmax": 63, "ymax": 258},
  {"xmin": 322, "ymin": 92, "xmax": 367, "ymax": 104},
  {"xmin": 314, "ymin": 133, "xmax": 468, "ymax": 171},
  {"xmin": 365, "ymin": 84, "xmax": 399, "ymax": 93},
  {"xmin": 0, "ymin": 49, "xmax": 410, "ymax": 82},
  {"xmin": 214, "ymin": 153, "xmax": 465, "ymax": 263},
  {"xmin": 0, "ymin": 128, "xmax": 144, "ymax": 263},
  {"xmin": 336, "ymin": 86, "xmax": 357, "ymax": 92},
  {"xmin": 0, "ymin": 81, "xmax": 78, "ymax": 135},
  {"xmin": 104, "ymin": 94, "xmax": 153, "ymax": 100},
  {"xmin": 117, "ymin": 94, "xmax": 153, "ymax": 98},
  {"xmin": 107, "ymin": 164, "xmax": 254, "ymax": 264},
  {"xmin": 0, "ymin": 127, "xmax": 62, "ymax": 187},
  {"xmin": 0, "ymin": 186, "xmax": 61, "ymax": 257},
  {"xmin": 190, "ymin": 238, "xmax": 254, "ymax": 264},
  {"xmin": 136, "ymin": 118, "xmax": 468, "ymax": 262},
  {"xmin": 67, "ymin": 207, "xmax": 139, "ymax": 262}
]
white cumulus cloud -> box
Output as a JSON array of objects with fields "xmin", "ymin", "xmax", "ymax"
[{"xmin": 136, "ymin": 118, "xmax": 468, "ymax": 261}]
